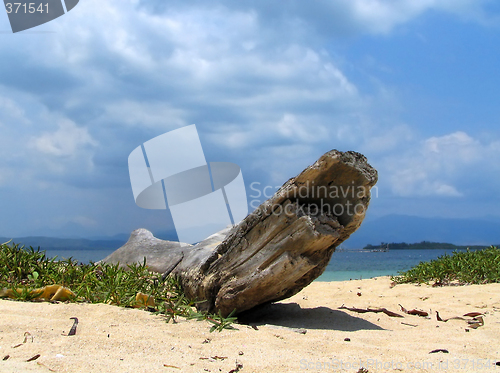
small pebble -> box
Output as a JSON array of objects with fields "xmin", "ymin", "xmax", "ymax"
[
  {"xmin": 238, "ymin": 351, "xmax": 244, "ymax": 356},
  {"xmin": 295, "ymin": 329, "xmax": 307, "ymax": 334},
  {"xmin": 344, "ymin": 338, "xmax": 351, "ymax": 342}
]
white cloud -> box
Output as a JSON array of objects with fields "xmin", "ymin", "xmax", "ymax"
[
  {"xmin": 102, "ymin": 101, "xmax": 186, "ymax": 130},
  {"xmin": 276, "ymin": 113, "xmax": 328, "ymax": 143},
  {"xmin": 137, "ymin": 0, "xmax": 500, "ymax": 38},
  {"xmin": 0, "ymin": 96, "xmax": 29, "ymax": 126},
  {"xmin": 4, "ymin": 1, "xmax": 361, "ymax": 140},
  {"xmin": 384, "ymin": 131, "xmax": 500, "ymax": 198},
  {"xmin": 424, "ymin": 131, "xmax": 481, "ymax": 164},
  {"xmin": 32, "ymin": 119, "xmax": 97, "ymax": 157},
  {"xmin": 361, "ymin": 124, "xmax": 414, "ymax": 154},
  {"xmin": 344, "ymin": 0, "xmax": 496, "ymax": 34}
]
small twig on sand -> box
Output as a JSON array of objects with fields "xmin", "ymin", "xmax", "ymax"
[
  {"xmin": 67, "ymin": 317, "xmax": 79, "ymax": 336},
  {"xmin": 339, "ymin": 305, "xmax": 404, "ymax": 318}
]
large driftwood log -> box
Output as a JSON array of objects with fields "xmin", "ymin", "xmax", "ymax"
[{"xmin": 103, "ymin": 150, "xmax": 377, "ymax": 316}]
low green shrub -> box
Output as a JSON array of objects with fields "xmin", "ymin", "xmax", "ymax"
[{"xmin": 391, "ymin": 246, "xmax": 500, "ymax": 285}]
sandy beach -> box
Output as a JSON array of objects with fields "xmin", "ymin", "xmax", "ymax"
[{"xmin": 1, "ymin": 276, "xmax": 499, "ymax": 373}]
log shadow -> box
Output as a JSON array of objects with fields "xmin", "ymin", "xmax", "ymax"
[{"xmin": 238, "ymin": 302, "xmax": 384, "ymax": 332}]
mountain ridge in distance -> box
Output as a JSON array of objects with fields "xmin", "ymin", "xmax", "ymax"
[{"xmin": 0, "ymin": 229, "xmax": 178, "ymax": 251}]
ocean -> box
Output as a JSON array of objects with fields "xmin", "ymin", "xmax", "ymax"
[
  {"xmin": 316, "ymin": 248, "xmax": 480, "ymax": 281},
  {"xmin": 40, "ymin": 247, "xmax": 478, "ymax": 282}
]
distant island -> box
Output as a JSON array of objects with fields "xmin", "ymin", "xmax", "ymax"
[{"xmin": 362, "ymin": 241, "xmax": 495, "ymax": 251}]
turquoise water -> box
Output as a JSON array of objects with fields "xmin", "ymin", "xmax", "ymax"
[
  {"xmin": 317, "ymin": 269, "xmax": 397, "ymax": 282},
  {"xmin": 316, "ymin": 248, "xmax": 481, "ymax": 281},
  {"xmin": 42, "ymin": 247, "xmax": 481, "ymax": 281}
]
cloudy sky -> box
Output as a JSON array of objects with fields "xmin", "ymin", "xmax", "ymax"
[{"xmin": 1, "ymin": 0, "xmax": 500, "ymax": 238}]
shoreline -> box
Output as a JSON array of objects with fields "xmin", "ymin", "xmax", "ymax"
[
  {"xmin": 1, "ymin": 276, "xmax": 499, "ymax": 372},
  {"xmin": 316, "ymin": 270, "xmax": 397, "ymax": 282}
]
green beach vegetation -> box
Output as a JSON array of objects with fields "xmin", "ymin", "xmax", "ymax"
[
  {"xmin": 392, "ymin": 246, "xmax": 500, "ymax": 285},
  {"xmin": 0, "ymin": 241, "xmax": 237, "ymax": 332}
]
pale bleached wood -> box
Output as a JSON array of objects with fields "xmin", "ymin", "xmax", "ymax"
[{"xmin": 103, "ymin": 150, "xmax": 378, "ymax": 316}]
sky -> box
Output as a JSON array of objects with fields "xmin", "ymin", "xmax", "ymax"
[{"xmin": 1, "ymin": 0, "xmax": 500, "ymax": 239}]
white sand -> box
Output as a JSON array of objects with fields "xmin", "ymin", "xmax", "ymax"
[{"xmin": 1, "ymin": 277, "xmax": 499, "ymax": 372}]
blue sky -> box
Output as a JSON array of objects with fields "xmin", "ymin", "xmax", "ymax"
[{"xmin": 1, "ymin": 0, "xmax": 500, "ymax": 238}]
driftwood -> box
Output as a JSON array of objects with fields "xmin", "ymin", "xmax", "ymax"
[{"xmin": 103, "ymin": 150, "xmax": 377, "ymax": 316}]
